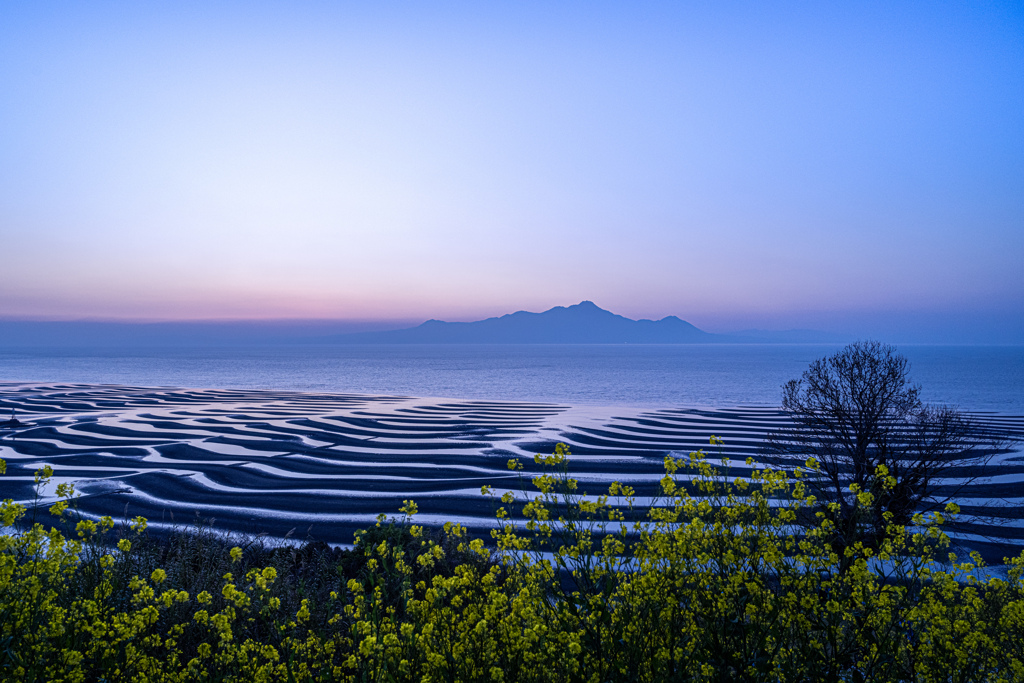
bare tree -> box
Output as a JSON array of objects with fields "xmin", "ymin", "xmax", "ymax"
[{"xmin": 763, "ymin": 341, "xmax": 1000, "ymax": 549}]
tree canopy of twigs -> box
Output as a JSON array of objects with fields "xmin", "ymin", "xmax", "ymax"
[{"xmin": 763, "ymin": 340, "xmax": 1000, "ymax": 550}]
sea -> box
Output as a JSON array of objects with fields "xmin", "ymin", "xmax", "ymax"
[{"xmin": 1, "ymin": 344, "xmax": 1021, "ymax": 414}]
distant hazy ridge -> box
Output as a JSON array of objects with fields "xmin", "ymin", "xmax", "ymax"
[
  {"xmin": 0, "ymin": 302, "xmax": 842, "ymax": 347},
  {"xmin": 329, "ymin": 301, "xmax": 837, "ymax": 344},
  {"xmin": 332, "ymin": 301, "xmax": 715, "ymax": 344}
]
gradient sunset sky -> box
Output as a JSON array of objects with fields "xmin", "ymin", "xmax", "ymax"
[{"xmin": 1, "ymin": 2, "xmax": 1022, "ymax": 341}]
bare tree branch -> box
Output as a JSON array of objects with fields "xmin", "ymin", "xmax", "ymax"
[{"xmin": 763, "ymin": 341, "xmax": 1006, "ymax": 550}]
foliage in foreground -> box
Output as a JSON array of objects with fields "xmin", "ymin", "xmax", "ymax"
[{"xmin": 2, "ymin": 442, "xmax": 1024, "ymax": 682}]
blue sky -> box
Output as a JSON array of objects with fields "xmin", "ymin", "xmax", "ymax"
[{"xmin": 1, "ymin": 1, "xmax": 1022, "ymax": 341}]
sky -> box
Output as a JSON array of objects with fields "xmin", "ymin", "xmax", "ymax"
[{"xmin": 1, "ymin": 1, "xmax": 1022, "ymax": 342}]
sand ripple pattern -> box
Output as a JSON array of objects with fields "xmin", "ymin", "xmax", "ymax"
[{"xmin": 1, "ymin": 383, "xmax": 1022, "ymax": 559}]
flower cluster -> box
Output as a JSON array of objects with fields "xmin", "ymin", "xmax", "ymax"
[{"xmin": 2, "ymin": 440, "xmax": 1024, "ymax": 681}]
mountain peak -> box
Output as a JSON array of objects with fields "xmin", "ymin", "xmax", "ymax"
[
  {"xmin": 329, "ymin": 302, "xmax": 715, "ymax": 343},
  {"xmin": 558, "ymin": 300, "xmax": 612, "ymax": 316}
]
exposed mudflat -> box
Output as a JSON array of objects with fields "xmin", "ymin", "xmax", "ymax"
[{"xmin": 1, "ymin": 382, "xmax": 1021, "ymax": 561}]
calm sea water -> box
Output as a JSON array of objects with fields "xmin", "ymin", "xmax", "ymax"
[{"xmin": 1, "ymin": 344, "xmax": 1021, "ymax": 414}]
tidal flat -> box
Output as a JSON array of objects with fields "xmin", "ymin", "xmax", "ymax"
[{"xmin": 1, "ymin": 381, "xmax": 1022, "ymax": 562}]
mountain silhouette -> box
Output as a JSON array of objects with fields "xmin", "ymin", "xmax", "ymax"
[{"xmin": 328, "ymin": 301, "xmax": 718, "ymax": 344}]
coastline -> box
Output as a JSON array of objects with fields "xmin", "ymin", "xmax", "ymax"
[{"xmin": 1, "ymin": 382, "xmax": 1023, "ymax": 562}]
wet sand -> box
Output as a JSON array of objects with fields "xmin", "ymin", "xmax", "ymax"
[{"xmin": 1, "ymin": 382, "xmax": 1021, "ymax": 560}]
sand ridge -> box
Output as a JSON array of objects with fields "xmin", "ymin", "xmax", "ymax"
[{"xmin": 1, "ymin": 382, "xmax": 1022, "ymax": 560}]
